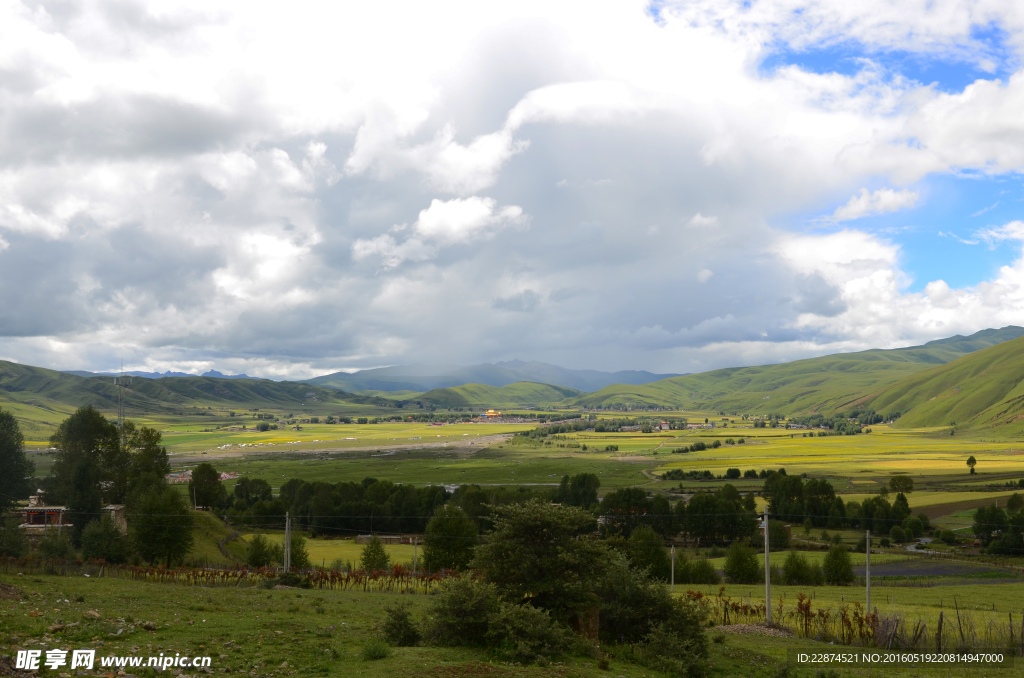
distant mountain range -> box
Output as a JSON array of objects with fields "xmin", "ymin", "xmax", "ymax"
[
  {"xmin": 304, "ymin": 359, "xmax": 682, "ymax": 393},
  {"xmin": 64, "ymin": 369, "xmax": 255, "ymax": 380}
]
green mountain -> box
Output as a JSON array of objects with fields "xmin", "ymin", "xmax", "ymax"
[
  {"xmin": 570, "ymin": 326, "xmax": 1024, "ymax": 414},
  {"xmin": 416, "ymin": 382, "xmax": 581, "ymax": 409},
  {"xmin": 855, "ymin": 334, "xmax": 1024, "ymax": 433},
  {"xmin": 0, "ymin": 360, "xmax": 392, "ymax": 415},
  {"xmin": 305, "ymin": 360, "xmax": 679, "ymax": 393}
]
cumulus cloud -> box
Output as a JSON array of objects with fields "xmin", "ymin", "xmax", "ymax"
[
  {"xmin": 4, "ymin": 1, "xmax": 1024, "ymax": 377},
  {"xmin": 828, "ymin": 188, "xmax": 919, "ymax": 222}
]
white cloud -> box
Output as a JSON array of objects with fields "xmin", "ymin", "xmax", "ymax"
[
  {"xmin": 697, "ymin": 269, "xmax": 713, "ymax": 283},
  {"xmin": 689, "ymin": 213, "xmax": 719, "ymax": 228},
  {"xmin": 829, "ymin": 188, "xmax": 919, "ymax": 222},
  {"xmin": 414, "ymin": 196, "xmax": 526, "ymax": 243},
  {"xmin": 976, "ymin": 220, "xmax": 1024, "ymax": 248}
]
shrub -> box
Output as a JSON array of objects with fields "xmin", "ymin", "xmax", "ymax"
[
  {"xmin": 421, "ymin": 578, "xmax": 498, "ymax": 647},
  {"xmin": 711, "ymin": 440, "xmax": 722, "ymax": 449},
  {"xmin": 822, "ymin": 546, "xmax": 854, "ymax": 585},
  {"xmin": 903, "ymin": 517, "xmax": 923, "ymax": 538},
  {"xmin": 737, "ymin": 438, "xmax": 745, "ymax": 444},
  {"xmin": 629, "ymin": 604, "xmax": 709, "ymax": 677},
  {"xmin": 246, "ymin": 533, "xmax": 280, "ymax": 568},
  {"xmin": 743, "ymin": 469, "xmax": 758, "ymax": 478},
  {"xmin": 485, "ymin": 603, "xmax": 576, "ymax": 663},
  {"xmin": 725, "ymin": 468, "xmax": 741, "ymax": 479},
  {"xmin": 782, "ymin": 551, "xmax": 824, "ymax": 586},
  {"xmin": 682, "ymin": 557, "xmax": 721, "ymax": 585},
  {"xmin": 889, "ymin": 526, "xmax": 907, "ymax": 543},
  {"xmin": 359, "ymin": 536, "xmax": 391, "ymax": 571},
  {"xmin": 626, "ymin": 526, "xmax": 671, "ymax": 580},
  {"xmin": 939, "ymin": 530, "xmax": 958, "ymax": 545},
  {"xmin": 723, "ymin": 542, "xmax": 759, "ymax": 584},
  {"xmin": 360, "ymin": 639, "xmax": 392, "ymax": 661},
  {"xmin": 381, "ymin": 601, "xmax": 420, "ymax": 647},
  {"xmin": 39, "ymin": 528, "xmax": 76, "ymax": 560},
  {"xmin": 80, "ymin": 514, "xmax": 130, "ymax": 563},
  {"xmin": 0, "ymin": 517, "xmax": 28, "ymax": 558}
]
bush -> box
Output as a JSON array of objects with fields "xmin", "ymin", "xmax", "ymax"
[
  {"xmin": 723, "ymin": 542, "xmax": 759, "ymax": 584},
  {"xmin": 903, "ymin": 517, "xmax": 923, "ymax": 538},
  {"xmin": 421, "ymin": 577, "xmax": 498, "ymax": 647},
  {"xmin": 822, "ymin": 546, "xmax": 854, "ymax": 585},
  {"xmin": 889, "ymin": 526, "xmax": 907, "ymax": 543},
  {"xmin": 80, "ymin": 515, "xmax": 130, "ymax": 563},
  {"xmin": 0, "ymin": 517, "xmax": 28, "ymax": 558},
  {"xmin": 360, "ymin": 536, "xmax": 391, "ymax": 571},
  {"xmin": 940, "ymin": 530, "xmax": 958, "ymax": 545},
  {"xmin": 381, "ymin": 601, "xmax": 420, "ymax": 647},
  {"xmin": 682, "ymin": 557, "xmax": 721, "ymax": 585},
  {"xmin": 39, "ymin": 528, "xmax": 76, "ymax": 560},
  {"xmin": 485, "ymin": 603, "xmax": 576, "ymax": 663},
  {"xmin": 360, "ymin": 639, "xmax": 392, "ymax": 661},
  {"xmin": 725, "ymin": 468, "xmax": 740, "ymax": 479},
  {"xmin": 629, "ymin": 605, "xmax": 709, "ymax": 677},
  {"xmin": 782, "ymin": 551, "xmax": 824, "ymax": 586},
  {"xmin": 711, "ymin": 440, "xmax": 722, "ymax": 449}
]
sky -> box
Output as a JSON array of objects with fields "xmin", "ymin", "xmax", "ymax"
[{"xmin": 3, "ymin": 0, "xmax": 1024, "ymax": 380}]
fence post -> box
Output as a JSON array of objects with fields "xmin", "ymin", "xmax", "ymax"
[{"xmin": 764, "ymin": 509, "xmax": 771, "ymax": 625}]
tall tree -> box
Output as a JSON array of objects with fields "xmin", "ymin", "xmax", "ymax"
[
  {"xmin": 422, "ymin": 504, "xmax": 478, "ymax": 572},
  {"xmin": 188, "ymin": 462, "xmax": 226, "ymax": 508},
  {"xmin": 48, "ymin": 406, "xmax": 124, "ymax": 543},
  {"xmin": 130, "ymin": 485, "xmax": 194, "ymax": 565},
  {"xmin": 0, "ymin": 407, "xmax": 33, "ymax": 514}
]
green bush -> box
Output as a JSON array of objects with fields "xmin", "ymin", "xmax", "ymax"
[
  {"xmin": 682, "ymin": 557, "xmax": 721, "ymax": 585},
  {"xmin": 485, "ymin": 602, "xmax": 576, "ymax": 663},
  {"xmin": 39, "ymin": 528, "xmax": 76, "ymax": 560},
  {"xmin": 246, "ymin": 533, "xmax": 280, "ymax": 568},
  {"xmin": 939, "ymin": 530, "xmax": 958, "ymax": 545},
  {"xmin": 0, "ymin": 517, "xmax": 27, "ymax": 558},
  {"xmin": 80, "ymin": 514, "xmax": 130, "ymax": 563},
  {"xmin": 903, "ymin": 517, "xmax": 923, "ymax": 538},
  {"xmin": 782, "ymin": 551, "xmax": 824, "ymax": 586},
  {"xmin": 723, "ymin": 542, "xmax": 759, "ymax": 584},
  {"xmin": 626, "ymin": 526, "xmax": 671, "ymax": 580},
  {"xmin": 422, "ymin": 504, "xmax": 478, "ymax": 572},
  {"xmin": 768, "ymin": 520, "xmax": 790, "ymax": 550},
  {"xmin": 889, "ymin": 526, "xmax": 907, "ymax": 543},
  {"xmin": 381, "ymin": 601, "xmax": 420, "ymax": 647},
  {"xmin": 822, "ymin": 546, "xmax": 854, "ymax": 585},
  {"xmin": 420, "ymin": 577, "xmax": 498, "ymax": 647},
  {"xmin": 360, "ymin": 639, "xmax": 392, "ymax": 661}
]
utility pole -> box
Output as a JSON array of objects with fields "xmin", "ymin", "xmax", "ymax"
[
  {"xmin": 413, "ymin": 536, "xmax": 418, "ymax": 574},
  {"xmin": 284, "ymin": 511, "xmax": 291, "ymax": 572},
  {"xmin": 866, "ymin": 530, "xmax": 871, "ymax": 614},
  {"xmin": 114, "ymin": 361, "xmax": 131, "ymax": 450},
  {"xmin": 671, "ymin": 545, "xmax": 675, "ymax": 594},
  {"xmin": 764, "ymin": 509, "xmax": 771, "ymax": 625}
]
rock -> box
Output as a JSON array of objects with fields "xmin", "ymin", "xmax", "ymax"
[
  {"xmin": 143, "ymin": 622, "xmax": 158, "ymax": 631},
  {"xmin": 49, "ymin": 623, "xmax": 65, "ymax": 632},
  {"xmin": 83, "ymin": 610, "xmax": 101, "ymax": 620},
  {"xmin": 278, "ymin": 662, "xmax": 288, "ymax": 669},
  {"xmin": 223, "ymin": 640, "xmax": 234, "ymax": 648}
]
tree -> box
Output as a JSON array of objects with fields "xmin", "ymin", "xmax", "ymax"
[
  {"xmin": 47, "ymin": 406, "xmax": 123, "ymax": 543},
  {"xmin": 822, "ymin": 545, "xmax": 854, "ymax": 585},
  {"xmin": 889, "ymin": 475, "xmax": 914, "ymax": 494},
  {"xmin": 422, "ymin": 504, "xmax": 478, "ymax": 572},
  {"xmin": 188, "ymin": 463, "xmax": 226, "ymax": 508},
  {"xmin": 625, "ymin": 526, "xmax": 671, "ymax": 580},
  {"xmin": 600, "ymin": 487, "xmax": 652, "ymax": 537},
  {"xmin": 246, "ymin": 533, "xmax": 278, "ymax": 568},
  {"xmin": 80, "ymin": 514, "xmax": 130, "ymax": 563},
  {"xmin": 474, "ymin": 500, "xmax": 606, "ymax": 623},
  {"xmin": 1007, "ymin": 493, "xmax": 1024, "ymax": 514},
  {"xmin": 0, "ymin": 408, "xmax": 33, "ymax": 515},
  {"xmin": 967, "ymin": 455, "xmax": 977, "ymax": 474},
  {"xmin": 130, "ymin": 486, "xmax": 194, "ymax": 565},
  {"xmin": 554, "ymin": 473, "xmax": 600, "ymax": 508},
  {"xmin": 359, "ymin": 535, "xmax": 391, "ymax": 571},
  {"xmin": 288, "ymin": 531, "xmax": 310, "ymax": 570},
  {"xmin": 723, "ymin": 542, "xmax": 759, "ymax": 584}
]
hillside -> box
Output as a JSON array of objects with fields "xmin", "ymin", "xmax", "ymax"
[
  {"xmin": 416, "ymin": 381, "xmax": 581, "ymax": 408},
  {"xmin": 305, "ymin": 360, "xmax": 679, "ymax": 393},
  {"xmin": 571, "ymin": 326, "xmax": 1024, "ymax": 414},
  {"xmin": 0, "ymin": 360, "xmax": 394, "ymax": 418},
  {"xmin": 856, "ymin": 334, "xmax": 1024, "ymax": 433}
]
